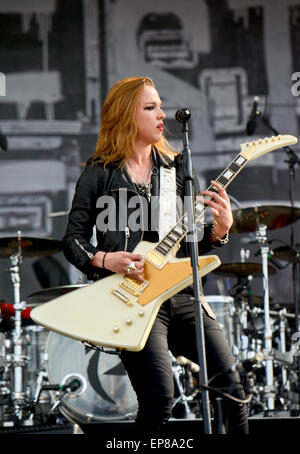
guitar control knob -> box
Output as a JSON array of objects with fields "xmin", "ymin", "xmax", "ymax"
[
  {"xmin": 112, "ymin": 326, "xmax": 120, "ymax": 333},
  {"xmin": 126, "ymin": 318, "xmax": 133, "ymax": 325},
  {"xmin": 138, "ymin": 310, "xmax": 145, "ymax": 317}
]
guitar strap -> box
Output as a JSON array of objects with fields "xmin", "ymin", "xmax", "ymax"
[
  {"xmin": 158, "ymin": 166, "xmax": 177, "ymax": 241},
  {"xmin": 159, "ymin": 165, "xmax": 216, "ymax": 320}
]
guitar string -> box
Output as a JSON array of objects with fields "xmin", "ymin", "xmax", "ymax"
[{"xmin": 157, "ymin": 153, "xmax": 249, "ymax": 253}]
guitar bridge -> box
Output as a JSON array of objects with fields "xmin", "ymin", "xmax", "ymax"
[{"xmin": 120, "ymin": 281, "xmax": 140, "ymax": 296}]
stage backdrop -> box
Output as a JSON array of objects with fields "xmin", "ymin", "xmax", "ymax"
[{"xmin": 0, "ymin": 0, "xmax": 299, "ymax": 309}]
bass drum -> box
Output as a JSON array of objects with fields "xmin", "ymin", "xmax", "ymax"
[{"xmin": 46, "ymin": 332, "xmax": 138, "ymax": 423}]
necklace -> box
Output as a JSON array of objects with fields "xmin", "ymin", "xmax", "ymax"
[{"xmin": 126, "ymin": 159, "xmax": 154, "ymax": 199}]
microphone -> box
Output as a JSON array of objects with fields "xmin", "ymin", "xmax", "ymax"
[
  {"xmin": 176, "ymin": 355, "xmax": 200, "ymax": 373},
  {"xmin": 64, "ymin": 378, "xmax": 82, "ymax": 392},
  {"xmin": 43, "ymin": 378, "xmax": 82, "ymax": 392},
  {"xmin": 0, "ymin": 128, "xmax": 8, "ymax": 151},
  {"xmin": 233, "ymin": 352, "xmax": 264, "ymax": 372},
  {"xmin": 246, "ymin": 96, "xmax": 260, "ymax": 136},
  {"xmin": 175, "ymin": 108, "xmax": 191, "ymax": 124}
]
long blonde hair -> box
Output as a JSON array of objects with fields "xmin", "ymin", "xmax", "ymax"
[{"xmin": 91, "ymin": 76, "xmax": 175, "ymax": 166}]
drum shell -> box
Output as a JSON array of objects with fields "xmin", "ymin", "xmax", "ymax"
[
  {"xmin": 23, "ymin": 325, "xmax": 49, "ymax": 395},
  {"xmin": 205, "ymin": 295, "xmax": 234, "ymax": 347},
  {"xmin": 45, "ymin": 332, "xmax": 138, "ymax": 424}
]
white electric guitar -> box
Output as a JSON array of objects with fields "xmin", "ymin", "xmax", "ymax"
[{"xmin": 31, "ymin": 135, "xmax": 298, "ymax": 351}]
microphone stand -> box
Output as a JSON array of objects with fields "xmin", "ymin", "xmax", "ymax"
[
  {"xmin": 256, "ymin": 112, "xmax": 300, "ymax": 408},
  {"xmin": 180, "ymin": 115, "xmax": 212, "ymax": 434}
]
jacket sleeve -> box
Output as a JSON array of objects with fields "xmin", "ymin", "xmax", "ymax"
[{"xmin": 62, "ymin": 164, "xmax": 102, "ymax": 276}]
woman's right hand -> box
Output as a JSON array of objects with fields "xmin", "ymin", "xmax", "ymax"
[{"xmin": 90, "ymin": 251, "xmax": 144, "ymax": 281}]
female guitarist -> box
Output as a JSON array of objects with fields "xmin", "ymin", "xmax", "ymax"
[{"xmin": 62, "ymin": 76, "xmax": 249, "ymax": 434}]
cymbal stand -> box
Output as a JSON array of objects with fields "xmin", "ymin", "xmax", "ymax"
[
  {"xmin": 8, "ymin": 248, "xmax": 31, "ymax": 425},
  {"xmin": 278, "ymin": 309, "xmax": 291, "ymax": 399},
  {"xmin": 9, "ymin": 254, "xmax": 25, "ymax": 421},
  {"xmin": 255, "ymin": 223, "xmax": 276, "ymax": 413}
]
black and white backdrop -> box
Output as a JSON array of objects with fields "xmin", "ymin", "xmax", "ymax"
[{"xmin": 0, "ymin": 0, "xmax": 299, "ymax": 309}]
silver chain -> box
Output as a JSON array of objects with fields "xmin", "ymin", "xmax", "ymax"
[{"xmin": 126, "ymin": 160, "xmax": 153, "ymax": 185}]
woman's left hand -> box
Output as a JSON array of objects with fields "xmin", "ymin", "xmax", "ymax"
[{"xmin": 199, "ymin": 180, "xmax": 233, "ymax": 238}]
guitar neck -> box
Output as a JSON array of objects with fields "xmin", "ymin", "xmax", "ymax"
[{"xmin": 154, "ymin": 151, "xmax": 249, "ymax": 257}]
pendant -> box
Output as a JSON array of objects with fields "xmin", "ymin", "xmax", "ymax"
[{"xmin": 135, "ymin": 182, "xmax": 152, "ymax": 199}]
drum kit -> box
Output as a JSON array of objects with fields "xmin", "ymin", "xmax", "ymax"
[
  {"xmin": 210, "ymin": 204, "xmax": 300, "ymax": 416},
  {"xmin": 0, "ymin": 204, "xmax": 300, "ymax": 429},
  {"xmin": 0, "ymin": 232, "xmax": 139, "ymax": 429}
]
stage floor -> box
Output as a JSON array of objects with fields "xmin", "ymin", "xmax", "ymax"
[{"xmin": 1, "ymin": 414, "xmax": 300, "ymax": 435}]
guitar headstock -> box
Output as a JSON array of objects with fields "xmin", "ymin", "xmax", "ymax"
[{"xmin": 240, "ymin": 135, "xmax": 298, "ymax": 161}]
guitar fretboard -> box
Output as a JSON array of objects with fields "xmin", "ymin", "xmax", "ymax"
[{"xmin": 154, "ymin": 152, "xmax": 249, "ymax": 257}]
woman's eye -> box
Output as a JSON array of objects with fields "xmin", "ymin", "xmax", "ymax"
[{"xmin": 145, "ymin": 106, "xmax": 155, "ymax": 110}]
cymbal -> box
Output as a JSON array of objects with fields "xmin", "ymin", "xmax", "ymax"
[
  {"xmin": 273, "ymin": 244, "xmax": 300, "ymax": 262},
  {"xmin": 0, "ymin": 236, "xmax": 62, "ymax": 258},
  {"xmin": 230, "ymin": 205, "xmax": 300, "ymax": 233},
  {"xmin": 213, "ymin": 262, "xmax": 276, "ymax": 278},
  {"xmin": 27, "ymin": 285, "xmax": 86, "ymax": 305}
]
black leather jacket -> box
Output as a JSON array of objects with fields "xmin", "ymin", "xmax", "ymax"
[{"xmin": 62, "ymin": 148, "xmax": 221, "ymax": 280}]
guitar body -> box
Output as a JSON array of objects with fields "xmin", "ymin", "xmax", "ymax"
[{"xmin": 31, "ymin": 241, "xmax": 220, "ymax": 351}]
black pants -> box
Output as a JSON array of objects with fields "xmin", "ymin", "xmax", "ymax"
[{"xmin": 121, "ymin": 295, "xmax": 249, "ymax": 434}]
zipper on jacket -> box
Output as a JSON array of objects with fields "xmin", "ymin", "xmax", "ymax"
[
  {"xmin": 124, "ymin": 226, "xmax": 130, "ymax": 251},
  {"xmin": 74, "ymin": 238, "xmax": 94, "ymax": 260},
  {"xmin": 111, "ymin": 187, "xmax": 145, "ymax": 244}
]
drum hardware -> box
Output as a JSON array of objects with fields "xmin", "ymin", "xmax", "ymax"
[
  {"xmin": 250, "ymin": 224, "xmax": 275, "ymax": 412},
  {"xmin": 0, "ymin": 232, "xmax": 63, "ymax": 425},
  {"xmin": 231, "ymin": 278, "xmax": 255, "ymax": 361},
  {"xmin": 8, "ymin": 241, "xmax": 27, "ymax": 421},
  {"xmin": 229, "ymin": 205, "xmax": 300, "ymax": 413},
  {"xmin": 170, "ymin": 353, "xmax": 196, "ymax": 419}
]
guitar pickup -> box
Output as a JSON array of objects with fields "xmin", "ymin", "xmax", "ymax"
[
  {"xmin": 123, "ymin": 277, "xmax": 149, "ymax": 293},
  {"xmin": 145, "ymin": 250, "xmax": 167, "ymax": 269}
]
